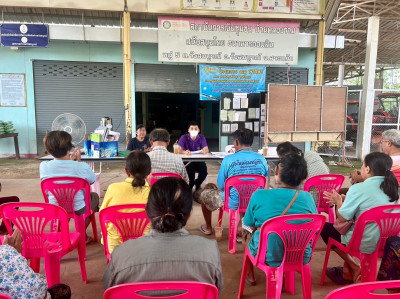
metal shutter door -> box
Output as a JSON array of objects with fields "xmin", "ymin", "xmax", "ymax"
[
  {"xmin": 33, "ymin": 61, "xmax": 125, "ymax": 155},
  {"xmin": 134, "ymin": 64, "xmax": 199, "ymax": 93},
  {"xmin": 266, "ymin": 67, "xmax": 309, "ymax": 88}
]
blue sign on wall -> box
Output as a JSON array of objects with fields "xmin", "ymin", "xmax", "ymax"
[
  {"xmin": 199, "ymin": 65, "xmax": 266, "ymax": 101},
  {"xmin": 0, "ymin": 24, "xmax": 49, "ymax": 48}
]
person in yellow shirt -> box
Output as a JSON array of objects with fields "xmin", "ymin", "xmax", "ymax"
[{"xmin": 100, "ymin": 151, "xmax": 152, "ymax": 254}]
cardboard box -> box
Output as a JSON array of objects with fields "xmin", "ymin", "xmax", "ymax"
[{"xmin": 99, "ymin": 141, "xmax": 118, "ymax": 158}]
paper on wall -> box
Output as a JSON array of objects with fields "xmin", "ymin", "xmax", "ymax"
[
  {"xmin": 224, "ymin": 98, "xmax": 231, "ymax": 110},
  {"xmin": 248, "ymin": 108, "xmax": 256, "ymax": 119},
  {"xmin": 254, "ymin": 122, "xmax": 259, "ymax": 133},
  {"xmin": 241, "ymin": 98, "xmax": 248, "ymax": 108},
  {"xmin": 261, "ymin": 104, "xmax": 266, "ymax": 116},
  {"xmin": 227, "ymin": 110, "xmax": 235, "ymax": 121},
  {"xmin": 220, "ymin": 110, "xmax": 228, "ymax": 121},
  {"xmin": 255, "ymin": 108, "xmax": 260, "ymax": 119},
  {"xmin": 231, "ymin": 123, "xmax": 238, "ymax": 132},
  {"xmin": 234, "ymin": 111, "xmax": 246, "ymax": 122},
  {"xmin": 233, "ymin": 97, "xmax": 241, "ymax": 109},
  {"xmin": 222, "ymin": 124, "xmax": 230, "ymax": 133},
  {"xmin": 245, "ymin": 122, "xmax": 253, "ymax": 130}
]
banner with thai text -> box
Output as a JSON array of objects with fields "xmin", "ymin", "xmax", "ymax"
[
  {"xmin": 158, "ymin": 17, "xmax": 299, "ymax": 65},
  {"xmin": 199, "ymin": 65, "xmax": 266, "ymax": 101}
]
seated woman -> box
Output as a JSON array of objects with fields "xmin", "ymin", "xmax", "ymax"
[
  {"xmin": 100, "ymin": 150, "xmax": 152, "ymax": 254},
  {"xmin": 322, "ymin": 152, "xmax": 399, "ymax": 284},
  {"xmin": 40, "ymin": 131, "xmax": 98, "ymax": 242},
  {"xmin": 102, "ymin": 177, "xmax": 223, "ymax": 293},
  {"xmin": 242, "ymin": 154, "xmax": 317, "ymax": 285},
  {"xmin": 276, "ymin": 141, "xmax": 329, "ymax": 188}
]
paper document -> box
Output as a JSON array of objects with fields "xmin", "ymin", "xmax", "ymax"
[
  {"xmin": 241, "ymin": 98, "xmax": 248, "ymax": 108},
  {"xmin": 254, "ymin": 122, "xmax": 259, "ymax": 133},
  {"xmin": 261, "ymin": 104, "xmax": 266, "ymax": 116},
  {"xmin": 222, "ymin": 124, "xmax": 231, "ymax": 133},
  {"xmin": 224, "ymin": 98, "xmax": 231, "ymax": 110},
  {"xmin": 231, "ymin": 123, "xmax": 238, "ymax": 132},
  {"xmin": 245, "ymin": 122, "xmax": 253, "ymax": 130},
  {"xmin": 220, "ymin": 110, "xmax": 228, "ymax": 121},
  {"xmin": 191, "ymin": 150, "xmax": 202, "ymax": 154},
  {"xmin": 255, "ymin": 108, "xmax": 260, "ymax": 119},
  {"xmin": 234, "ymin": 111, "xmax": 246, "ymax": 122},
  {"xmin": 248, "ymin": 108, "xmax": 256, "ymax": 119},
  {"xmin": 233, "ymin": 97, "xmax": 241, "ymax": 109},
  {"xmin": 227, "ymin": 110, "xmax": 235, "ymax": 122}
]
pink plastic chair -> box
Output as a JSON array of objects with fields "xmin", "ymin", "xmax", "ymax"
[
  {"xmin": 87, "ymin": 162, "xmax": 102, "ymax": 197},
  {"xmin": 0, "ymin": 294, "xmax": 13, "ymax": 299},
  {"xmin": 303, "ymin": 174, "xmax": 345, "ymax": 223},
  {"xmin": 0, "ymin": 202, "xmax": 87, "ymax": 287},
  {"xmin": 325, "ymin": 280, "xmax": 400, "ymax": 298},
  {"xmin": 217, "ymin": 174, "xmax": 267, "ymax": 254},
  {"xmin": 41, "ymin": 177, "xmax": 99, "ymax": 260},
  {"xmin": 150, "ymin": 173, "xmax": 183, "ymax": 186},
  {"xmin": 238, "ymin": 214, "xmax": 326, "ymax": 299},
  {"xmin": 104, "ymin": 281, "xmax": 218, "ymax": 299},
  {"xmin": 393, "ymin": 171, "xmax": 400, "ymax": 184},
  {"xmin": 99, "ymin": 204, "xmax": 151, "ymax": 262},
  {"xmin": 321, "ymin": 205, "xmax": 400, "ymax": 284}
]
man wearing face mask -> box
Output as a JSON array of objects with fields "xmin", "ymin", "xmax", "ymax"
[{"xmin": 178, "ymin": 121, "xmax": 209, "ymax": 191}]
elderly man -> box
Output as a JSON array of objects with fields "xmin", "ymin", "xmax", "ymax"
[
  {"xmin": 351, "ymin": 129, "xmax": 400, "ymax": 182},
  {"xmin": 147, "ymin": 128, "xmax": 189, "ymax": 184},
  {"xmin": 199, "ymin": 128, "xmax": 268, "ymax": 237}
]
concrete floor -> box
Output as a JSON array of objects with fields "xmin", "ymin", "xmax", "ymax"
[{"xmin": 0, "ymin": 162, "xmax": 350, "ymax": 299}]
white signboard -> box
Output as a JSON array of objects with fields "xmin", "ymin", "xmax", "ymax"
[
  {"xmin": 0, "ymin": 74, "xmax": 26, "ymax": 107},
  {"xmin": 182, "ymin": 0, "xmax": 253, "ymax": 12},
  {"xmin": 255, "ymin": 0, "xmax": 320, "ymax": 14},
  {"xmin": 158, "ymin": 17, "xmax": 299, "ymax": 65}
]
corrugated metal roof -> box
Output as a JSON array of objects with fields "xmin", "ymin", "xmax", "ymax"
[{"xmin": 324, "ymin": 0, "xmax": 400, "ymax": 82}]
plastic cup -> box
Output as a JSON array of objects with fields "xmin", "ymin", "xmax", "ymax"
[
  {"xmin": 215, "ymin": 226, "xmax": 223, "ymax": 242},
  {"xmin": 262, "ymin": 147, "xmax": 268, "ymax": 157},
  {"xmin": 173, "ymin": 144, "xmax": 179, "ymax": 154}
]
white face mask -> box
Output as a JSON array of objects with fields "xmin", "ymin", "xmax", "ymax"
[{"xmin": 190, "ymin": 130, "xmax": 199, "ymax": 138}]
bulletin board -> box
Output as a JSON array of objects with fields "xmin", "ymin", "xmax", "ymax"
[
  {"xmin": 220, "ymin": 93, "xmax": 261, "ymax": 136},
  {"xmin": 265, "ymin": 84, "xmax": 347, "ymax": 144}
]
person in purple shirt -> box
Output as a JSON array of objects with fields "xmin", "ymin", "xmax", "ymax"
[{"xmin": 178, "ymin": 121, "xmax": 209, "ymax": 191}]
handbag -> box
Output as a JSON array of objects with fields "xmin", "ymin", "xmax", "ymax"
[{"xmin": 333, "ymin": 218, "xmax": 355, "ymax": 235}]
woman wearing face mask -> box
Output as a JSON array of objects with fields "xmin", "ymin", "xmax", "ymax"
[{"xmin": 177, "ymin": 121, "xmax": 209, "ymax": 191}]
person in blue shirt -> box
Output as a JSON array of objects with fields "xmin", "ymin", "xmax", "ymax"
[
  {"xmin": 127, "ymin": 124, "xmax": 152, "ymax": 152},
  {"xmin": 242, "ymin": 154, "xmax": 317, "ymax": 285},
  {"xmin": 40, "ymin": 131, "xmax": 99, "ymax": 243},
  {"xmin": 199, "ymin": 128, "xmax": 268, "ymax": 236}
]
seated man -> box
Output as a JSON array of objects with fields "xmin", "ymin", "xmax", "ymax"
[
  {"xmin": 178, "ymin": 121, "xmax": 209, "ymax": 190},
  {"xmin": 350, "ymin": 129, "xmax": 400, "ymax": 183},
  {"xmin": 147, "ymin": 128, "xmax": 189, "ymax": 184},
  {"xmin": 127, "ymin": 124, "xmax": 151, "ymax": 152},
  {"xmin": 199, "ymin": 128, "xmax": 268, "ymax": 236}
]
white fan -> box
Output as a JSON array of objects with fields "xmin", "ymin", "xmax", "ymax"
[{"xmin": 52, "ymin": 113, "xmax": 86, "ymax": 146}]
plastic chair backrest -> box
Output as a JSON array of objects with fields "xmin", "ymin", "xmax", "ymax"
[
  {"xmin": 325, "ymin": 280, "xmax": 400, "ymax": 298},
  {"xmin": 41, "ymin": 177, "xmax": 91, "ymax": 217},
  {"xmin": 104, "ymin": 281, "xmax": 218, "ymax": 299},
  {"xmin": 257, "ymin": 214, "xmax": 326, "ymax": 267},
  {"xmin": 0, "ymin": 202, "xmax": 72, "ymax": 258},
  {"xmin": 393, "ymin": 171, "xmax": 400, "ymax": 184},
  {"xmin": 151, "ymin": 173, "xmax": 183, "ymax": 186},
  {"xmin": 224, "ymin": 175, "xmax": 266, "ymax": 212},
  {"xmin": 303, "ymin": 174, "xmax": 345, "ymax": 210},
  {"xmin": 346, "ymin": 204, "xmax": 400, "ymax": 255},
  {"xmin": 99, "ymin": 204, "xmax": 150, "ymax": 257},
  {"xmin": 0, "ymin": 294, "xmax": 13, "ymax": 299}
]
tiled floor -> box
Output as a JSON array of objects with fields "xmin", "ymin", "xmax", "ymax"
[{"xmin": 0, "ymin": 162, "xmax": 352, "ymax": 298}]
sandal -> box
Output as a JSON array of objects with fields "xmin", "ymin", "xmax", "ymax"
[
  {"xmin": 85, "ymin": 235, "xmax": 94, "ymax": 245},
  {"xmin": 326, "ymin": 267, "xmax": 353, "ymax": 285},
  {"xmin": 200, "ymin": 224, "xmax": 212, "ymax": 235},
  {"xmin": 246, "ymin": 276, "xmax": 256, "ymax": 286}
]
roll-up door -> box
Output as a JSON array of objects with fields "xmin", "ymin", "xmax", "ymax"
[
  {"xmin": 134, "ymin": 64, "xmax": 199, "ymax": 93},
  {"xmin": 33, "ymin": 61, "xmax": 125, "ymax": 155}
]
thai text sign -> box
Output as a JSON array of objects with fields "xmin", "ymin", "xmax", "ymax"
[
  {"xmin": 158, "ymin": 17, "xmax": 299, "ymax": 65},
  {"xmin": 199, "ymin": 65, "xmax": 266, "ymax": 101},
  {"xmin": 0, "ymin": 24, "xmax": 49, "ymax": 47}
]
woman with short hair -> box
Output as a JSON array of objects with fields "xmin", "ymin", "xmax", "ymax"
[{"xmin": 102, "ymin": 177, "xmax": 223, "ymax": 293}]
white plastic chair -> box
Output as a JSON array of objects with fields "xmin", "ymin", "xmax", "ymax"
[{"xmin": 87, "ymin": 162, "xmax": 102, "ymax": 197}]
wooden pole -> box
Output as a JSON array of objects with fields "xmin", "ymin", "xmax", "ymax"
[
  {"xmin": 315, "ymin": 20, "xmax": 325, "ymax": 85},
  {"xmin": 123, "ymin": 8, "xmax": 132, "ymax": 146}
]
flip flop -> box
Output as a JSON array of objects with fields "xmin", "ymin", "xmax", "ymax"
[
  {"xmin": 236, "ymin": 236, "xmax": 243, "ymax": 244},
  {"xmin": 200, "ymin": 224, "xmax": 212, "ymax": 235},
  {"xmin": 326, "ymin": 267, "xmax": 353, "ymax": 285},
  {"xmin": 85, "ymin": 235, "xmax": 94, "ymax": 245},
  {"xmin": 246, "ymin": 277, "xmax": 256, "ymax": 286}
]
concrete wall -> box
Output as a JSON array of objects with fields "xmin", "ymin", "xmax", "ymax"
[{"xmin": 0, "ymin": 40, "xmax": 315, "ymax": 156}]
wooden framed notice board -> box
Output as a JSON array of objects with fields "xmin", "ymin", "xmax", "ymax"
[{"xmin": 265, "ymin": 84, "xmax": 347, "ymax": 144}]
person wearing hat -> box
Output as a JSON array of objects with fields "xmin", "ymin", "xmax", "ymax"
[{"xmin": 127, "ymin": 125, "xmax": 152, "ymax": 152}]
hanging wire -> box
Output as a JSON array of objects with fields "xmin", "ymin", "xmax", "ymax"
[{"xmin": 82, "ymin": 13, "xmax": 87, "ymax": 43}]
